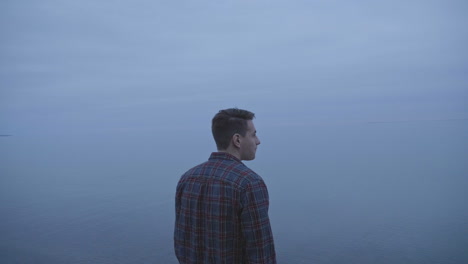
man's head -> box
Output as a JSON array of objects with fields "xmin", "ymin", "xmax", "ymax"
[{"xmin": 212, "ymin": 108, "xmax": 260, "ymax": 161}]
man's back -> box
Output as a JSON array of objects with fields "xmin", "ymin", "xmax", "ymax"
[{"xmin": 174, "ymin": 152, "xmax": 276, "ymax": 264}]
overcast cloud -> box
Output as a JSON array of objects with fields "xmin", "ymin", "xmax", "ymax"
[{"xmin": 1, "ymin": 0, "xmax": 467, "ymax": 134}]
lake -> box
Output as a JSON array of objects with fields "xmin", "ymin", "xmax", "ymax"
[{"xmin": 1, "ymin": 119, "xmax": 467, "ymax": 263}]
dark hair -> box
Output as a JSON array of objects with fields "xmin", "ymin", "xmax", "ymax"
[{"xmin": 211, "ymin": 108, "xmax": 255, "ymax": 150}]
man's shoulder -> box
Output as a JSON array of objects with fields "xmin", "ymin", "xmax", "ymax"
[
  {"xmin": 230, "ymin": 161, "xmax": 263, "ymax": 182},
  {"xmin": 179, "ymin": 157, "xmax": 263, "ymax": 189},
  {"xmin": 180, "ymin": 160, "xmax": 210, "ymax": 177}
]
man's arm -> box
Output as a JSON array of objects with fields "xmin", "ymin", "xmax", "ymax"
[{"xmin": 241, "ymin": 179, "xmax": 277, "ymax": 264}]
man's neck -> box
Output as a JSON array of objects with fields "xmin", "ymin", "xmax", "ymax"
[{"xmin": 218, "ymin": 148, "xmax": 241, "ymax": 160}]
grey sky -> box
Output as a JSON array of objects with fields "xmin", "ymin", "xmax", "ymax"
[{"xmin": 1, "ymin": 0, "xmax": 467, "ymax": 135}]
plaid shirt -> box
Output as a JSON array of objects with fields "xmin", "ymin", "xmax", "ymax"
[{"xmin": 174, "ymin": 152, "xmax": 276, "ymax": 264}]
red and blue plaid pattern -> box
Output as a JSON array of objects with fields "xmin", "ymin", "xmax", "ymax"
[{"xmin": 174, "ymin": 152, "xmax": 276, "ymax": 264}]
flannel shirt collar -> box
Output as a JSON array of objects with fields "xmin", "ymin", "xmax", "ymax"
[{"xmin": 209, "ymin": 152, "xmax": 243, "ymax": 163}]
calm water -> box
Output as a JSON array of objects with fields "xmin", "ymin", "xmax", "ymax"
[{"xmin": 1, "ymin": 120, "xmax": 467, "ymax": 263}]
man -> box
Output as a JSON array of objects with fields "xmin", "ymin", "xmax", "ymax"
[{"xmin": 174, "ymin": 108, "xmax": 276, "ymax": 264}]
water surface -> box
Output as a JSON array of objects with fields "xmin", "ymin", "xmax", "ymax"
[{"xmin": 1, "ymin": 120, "xmax": 467, "ymax": 263}]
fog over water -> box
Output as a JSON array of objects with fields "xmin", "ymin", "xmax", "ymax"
[{"xmin": 1, "ymin": 0, "xmax": 467, "ymax": 263}]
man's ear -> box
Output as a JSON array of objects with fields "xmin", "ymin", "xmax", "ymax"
[{"xmin": 232, "ymin": 133, "xmax": 241, "ymax": 148}]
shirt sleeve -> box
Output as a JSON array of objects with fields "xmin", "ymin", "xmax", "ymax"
[{"xmin": 240, "ymin": 179, "xmax": 277, "ymax": 264}]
